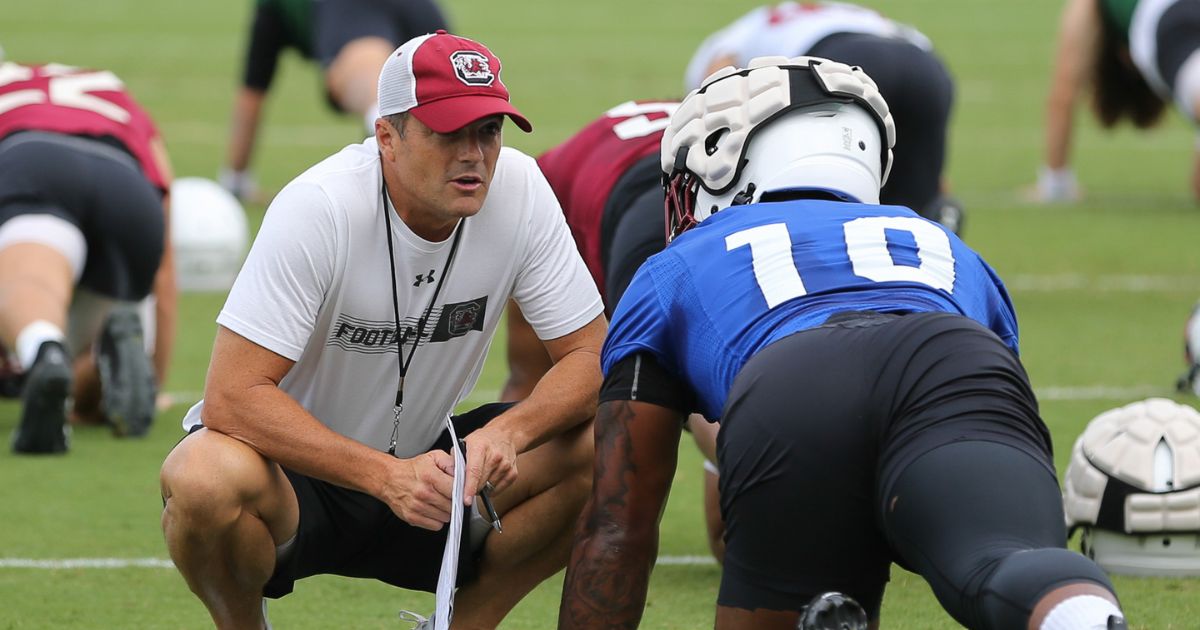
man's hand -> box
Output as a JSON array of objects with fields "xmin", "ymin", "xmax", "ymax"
[
  {"xmin": 462, "ymin": 425, "xmax": 518, "ymax": 502},
  {"xmin": 379, "ymin": 451, "xmax": 456, "ymax": 530}
]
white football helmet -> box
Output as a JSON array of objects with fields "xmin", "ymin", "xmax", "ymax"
[
  {"xmin": 662, "ymin": 55, "xmax": 895, "ymax": 241},
  {"xmin": 169, "ymin": 177, "xmax": 249, "ymax": 292},
  {"xmin": 1063, "ymin": 397, "xmax": 1200, "ymax": 576},
  {"xmin": 1178, "ymin": 301, "xmax": 1200, "ymax": 396}
]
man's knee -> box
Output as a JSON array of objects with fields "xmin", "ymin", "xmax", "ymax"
[
  {"xmin": 540, "ymin": 418, "xmax": 595, "ymax": 499},
  {"xmin": 567, "ymin": 418, "xmax": 595, "ymax": 473},
  {"xmin": 976, "ymin": 548, "xmax": 1116, "ymax": 630},
  {"xmin": 551, "ymin": 418, "xmax": 594, "ymax": 493},
  {"xmin": 160, "ymin": 429, "xmax": 284, "ymax": 529}
]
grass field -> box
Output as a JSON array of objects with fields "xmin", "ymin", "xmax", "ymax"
[{"xmin": 3, "ymin": 0, "xmax": 1200, "ymax": 628}]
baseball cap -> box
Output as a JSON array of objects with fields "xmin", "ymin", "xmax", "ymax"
[{"xmin": 377, "ymin": 30, "xmax": 532, "ymax": 134}]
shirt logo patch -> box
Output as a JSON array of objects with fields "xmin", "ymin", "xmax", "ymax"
[{"xmin": 433, "ymin": 296, "xmax": 488, "ymax": 340}]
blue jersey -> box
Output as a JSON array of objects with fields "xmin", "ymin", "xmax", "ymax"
[{"xmin": 602, "ymin": 200, "xmax": 1018, "ymax": 420}]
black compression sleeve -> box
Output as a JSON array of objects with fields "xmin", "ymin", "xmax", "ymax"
[
  {"xmin": 600, "ymin": 353, "xmax": 696, "ymax": 415},
  {"xmin": 242, "ymin": 4, "xmax": 286, "ymax": 90}
]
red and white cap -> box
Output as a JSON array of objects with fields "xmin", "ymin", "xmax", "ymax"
[{"xmin": 377, "ymin": 30, "xmax": 532, "ymax": 134}]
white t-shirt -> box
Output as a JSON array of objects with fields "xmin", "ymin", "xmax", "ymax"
[
  {"xmin": 684, "ymin": 1, "xmax": 933, "ymax": 90},
  {"xmin": 182, "ymin": 139, "xmax": 604, "ymax": 457}
]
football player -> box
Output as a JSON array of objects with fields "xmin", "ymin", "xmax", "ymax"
[
  {"xmin": 559, "ymin": 56, "xmax": 1127, "ymax": 630},
  {"xmin": 500, "ymin": 100, "xmax": 735, "ymax": 564},
  {"xmin": 0, "ymin": 60, "xmax": 176, "ymax": 452},
  {"xmin": 685, "ymin": 1, "xmax": 962, "ymax": 234},
  {"xmin": 219, "ymin": 0, "xmax": 450, "ymax": 201},
  {"xmin": 1033, "ymin": 0, "xmax": 1200, "ymax": 202},
  {"xmin": 501, "ymin": 99, "xmax": 677, "ymax": 402}
]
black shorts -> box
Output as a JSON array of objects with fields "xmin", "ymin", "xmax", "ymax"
[
  {"xmin": 808, "ymin": 33, "xmax": 954, "ymax": 213},
  {"xmin": 599, "ymin": 154, "xmax": 664, "ymax": 310},
  {"xmin": 263, "ymin": 402, "xmax": 514, "ymax": 598},
  {"xmin": 0, "ymin": 131, "xmax": 164, "ymax": 301},
  {"xmin": 313, "ymin": 0, "xmax": 449, "ymax": 68},
  {"xmin": 1156, "ymin": 0, "xmax": 1200, "ymax": 90},
  {"xmin": 715, "ymin": 312, "xmax": 1053, "ymax": 615}
]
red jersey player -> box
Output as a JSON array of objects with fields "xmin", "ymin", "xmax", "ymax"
[
  {"xmin": 0, "ymin": 61, "xmax": 176, "ymax": 453},
  {"xmin": 502, "ymin": 100, "xmax": 677, "ymax": 402}
]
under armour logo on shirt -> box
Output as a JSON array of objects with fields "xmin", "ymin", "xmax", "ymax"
[{"xmin": 414, "ymin": 270, "xmax": 436, "ymax": 287}]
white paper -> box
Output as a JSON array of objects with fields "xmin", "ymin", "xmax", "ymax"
[{"xmin": 434, "ymin": 415, "xmax": 464, "ymax": 630}]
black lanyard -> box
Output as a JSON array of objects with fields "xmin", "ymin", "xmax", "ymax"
[{"xmin": 381, "ymin": 178, "xmax": 465, "ymax": 455}]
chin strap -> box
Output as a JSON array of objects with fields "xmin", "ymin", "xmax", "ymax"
[{"xmin": 730, "ymin": 182, "xmax": 757, "ymax": 207}]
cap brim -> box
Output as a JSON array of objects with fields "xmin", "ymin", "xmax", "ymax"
[{"xmin": 410, "ymin": 95, "xmax": 533, "ymax": 134}]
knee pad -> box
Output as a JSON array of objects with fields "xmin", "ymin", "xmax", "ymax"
[{"xmin": 978, "ymin": 548, "xmax": 1115, "ymax": 630}]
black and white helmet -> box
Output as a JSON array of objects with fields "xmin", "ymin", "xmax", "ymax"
[
  {"xmin": 1063, "ymin": 398, "xmax": 1200, "ymax": 576},
  {"xmin": 661, "ymin": 55, "xmax": 895, "ymax": 241}
]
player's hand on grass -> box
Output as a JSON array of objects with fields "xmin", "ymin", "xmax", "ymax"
[
  {"xmin": 462, "ymin": 426, "xmax": 518, "ymax": 504},
  {"xmin": 382, "ymin": 450, "xmax": 456, "ymax": 530},
  {"xmin": 217, "ymin": 167, "xmax": 265, "ymax": 205},
  {"xmin": 1023, "ymin": 165, "xmax": 1081, "ymax": 203}
]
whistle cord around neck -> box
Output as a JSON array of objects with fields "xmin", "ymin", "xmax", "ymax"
[{"xmin": 381, "ymin": 180, "xmax": 465, "ymax": 455}]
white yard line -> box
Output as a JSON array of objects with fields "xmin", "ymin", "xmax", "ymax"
[
  {"xmin": 1036, "ymin": 384, "xmax": 1170, "ymax": 401},
  {"xmin": 165, "ymin": 383, "xmax": 1172, "ymax": 410},
  {"xmin": 654, "ymin": 555, "xmax": 718, "ymax": 566},
  {"xmin": 0, "ymin": 556, "xmax": 716, "ymax": 569},
  {"xmin": 1007, "ymin": 274, "xmax": 1200, "ymax": 293},
  {"xmin": 0, "ymin": 557, "xmax": 175, "ymax": 569}
]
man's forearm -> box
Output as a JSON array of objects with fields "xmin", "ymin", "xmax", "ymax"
[
  {"xmin": 559, "ymin": 509, "xmax": 655, "ymax": 629},
  {"xmin": 203, "ymin": 384, "xmax": 392, "ymax": 496},
  {"xmin": 559, "ymin": 397, "xmax": 678, "ymax": 628}
]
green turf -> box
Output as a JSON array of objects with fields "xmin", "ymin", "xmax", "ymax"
[{"xmin": 3, "ymin": 0, "xmax": 1200, "ymax": 627}]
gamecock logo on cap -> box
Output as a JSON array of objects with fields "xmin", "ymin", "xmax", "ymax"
[{"xmin": 450, "ymin": 51, "xmax": 495, "ymax": 86}]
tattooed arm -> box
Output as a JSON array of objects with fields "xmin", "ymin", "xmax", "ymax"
[{"xmin": 558, "ymin": 398, "xmax": 684, "ymax": 629}]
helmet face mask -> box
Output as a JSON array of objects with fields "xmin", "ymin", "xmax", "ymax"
[
  {"xmin": 664, "ymin": 160, "xmax": 700, "ymax": 243},
  {"xmin": 661, "ymin": 56, "xmax": 896, "ymax": 242}
]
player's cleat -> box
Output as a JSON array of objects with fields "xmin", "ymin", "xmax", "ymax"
[
  {"xmin": 1107, "ymin": 614, "xmax": 1128, "ymax": 629},
  {"xmin": 97, "ymin": 307, "xmax": 156, "ymax": 437},
  {"xmin": 797, "ymin": 591, "xmax": 869, "ymax": 630},
  {"xmin": 12, "ymin": 340, "xmax": 71, "ymax": 454}
]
